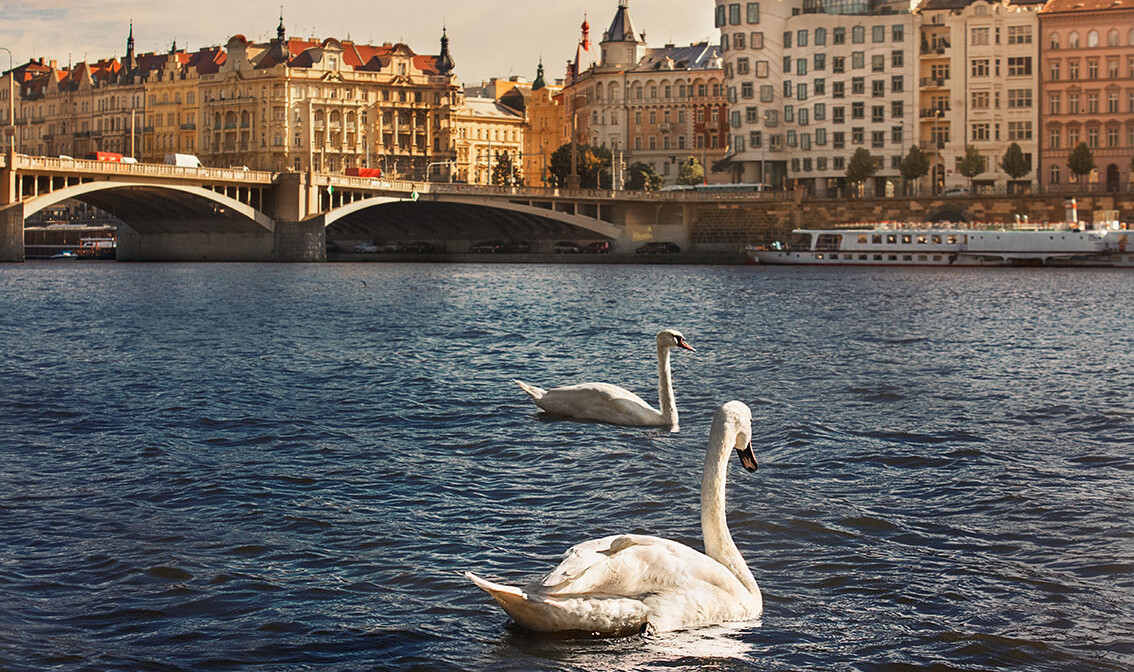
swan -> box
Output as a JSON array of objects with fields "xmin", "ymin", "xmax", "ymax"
[
  {"xmin": 466, "ymin": 401, "xmax": 762, "ymax": 636},
  {"xmin": 515, "ymin": 329, "xmax": 695, "ymax": 430}
]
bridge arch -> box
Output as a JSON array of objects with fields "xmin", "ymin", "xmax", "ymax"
[
  {"xmin": 323, "ymin": 194, "xmax": 620, "ymax": 240},
  {"xmin": 22, "ymin": 181, "xmax": 275, "ymax": 231}
]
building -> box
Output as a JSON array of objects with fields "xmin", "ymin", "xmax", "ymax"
[
  {"xmin": 451, "ymin": 96, "xmax": 525, "ymax": 184},
  {"xmin": 916, "ymin": 0, "xmax": 1043, "ymax": 195},
  {"xmin": 522, "ymin": 61, "xmax": 566, "ymax": 187},
  {"xmin": 717, "ymin": 0, "xmax": 916, "ymax": 196},
  {"xmin": 564, "ymin": 2, "xmax": 730, "ymax": 187},
  {"xmin": 1038, "ymin": 0, "xmax": 1134, "ymax": 190}
]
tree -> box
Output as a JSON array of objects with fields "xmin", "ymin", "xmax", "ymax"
[
  {"xmin": 845, "ymin": 148, "xmax": 878, "ymax": 196},
  {"xmin": 1001, "ymin": 143, "xmax": 1030, "ymax": 180},
  {"xmin": 548, "ymin": 143, "xmax": 611, "ymax": 188},
  {"xmin": 957, "ymin": 144, "xmax": 985, "ymax": 190},
  {"xmin": 490, "ymin": 151, "xmax": 522, "ymax": 186},
  {"xmin": 625, "ymin": 161, "xmax": 662, "ymax": 191},
  {"xmin": 676, "ymin": 157, "xmax": 705, "ymax": 186},
  {"xmin": 899, "ymin": 145, "xmax": 930, "ymax": 195},
  {"xmin": 1068, "ymin": 142, "xmax": 1095, "ymax": 184}
]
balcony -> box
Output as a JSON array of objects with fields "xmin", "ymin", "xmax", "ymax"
[
  {"xmin": 920, "ymin": 140, "xmax": 946, "ymax": 151},
  {"xmin": 180, "ymin": 123, "xmax": 196, "ymax": 131},
  {"xmin": 659, "ymin": 122, "xmax": 673, "ymax": 133},
  {"xmin": 919, "ymin": 77, "xmax": 948, "ymax": 88},
  {"xmin": 920, "ymin": 107, "xmax": 949, "ymax": 118}
]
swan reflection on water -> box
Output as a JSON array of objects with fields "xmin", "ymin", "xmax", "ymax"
[{"xmin": 498, "ymin": 621, "xmax": 760, "ymax": 670}]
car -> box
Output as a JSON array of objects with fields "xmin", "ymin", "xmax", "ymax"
[
  {"xmin": 501, "ymin": 241, "xmax": 532, "ymax": 253},
  {"xmin": 553, "ymin": 241, "xmax": 582, "ymax": 253},
  {"xmin": 381, "ymin": 241, "xmax": 404, "ymax": 252},
  {"xmin": 943, "ymin": 188, "xmax": 969, "ymax": 196},
  {"xmin": 636, "ymin": 241, "xmax": 681, "ymax": 254},
  {"xmin": 354, "ymin": 240, "xmax": 378, "ymax": 253},
  {"xmin": 582, "ymin": 241, "xmax": 611, "ymax": 254},
  {"xmin": 402, "ymin": 241, "xmax": 434, "ymax": 253},
  {"xmin": 469, "ymin": 240, "xmax": 504, "ymax": 253}
]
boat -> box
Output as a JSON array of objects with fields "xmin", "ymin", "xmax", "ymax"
[
  {"xmin": 750, "ymin": 222, "xmax": 1133, "ymax": 268},
  {"xmin": 77, "ymin": 237, "xmax": 117, "ymax": 260},
  {"xmin": 49, "ymin": 250, "xmax": 79, "ymax": 260}
]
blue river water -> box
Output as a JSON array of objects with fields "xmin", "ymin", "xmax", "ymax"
[{"xmin": 0, "ymin": 262, "xmax": 1131, "ymax": 671}]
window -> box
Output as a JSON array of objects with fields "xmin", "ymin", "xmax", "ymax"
[
  {"xmin": 749, "ymin": 130, "xmax": 762, "ymax": 147},
  {"xmin": 973, "ymin": 91, "xmax": 990, "ymax": 109},
  {"xmin": 1048, "ymin": 92, "xmax": 1061, "ymax": 114},
  {"xmin": 816, "ymin": 28, "xmax": 826, "ymax": 45},
  {"xmin": 1008, "ymin": 121, "xmax": 1032, "ymax": 141},
  {"xmin": 833, "ymin": 27, "xmax": 846, "ymax": 45},
  {"xmin": 891, "ymin": 100, "xmax": 903, "ymax": 118},
  {"xmin": 1008, "ymin": 57, "xmax": 1031, "ymax": 76},
  {"xmin": 1087, "ymin": 30, "xmax": 1099, "ymax": 48},
  {"xmin": 751, "ymin": 32, "xmax": 764, "ymax": 49},
  {"xmin": 872, "ymin": 80, "xmax": 885, "ymax": 97},
  {"xmin": 734, "ymin": 33, "xmax": 746, "ymax": 50},
  {"xmin": 798, "ymin": 29, "xmax": 808, "ymax": 47},
  {"xmin": 852, "ymin": 127, "xmax": 864, "ymax": 144},
  {"xmin": 747, "ymin": 2, "xmax": 760, "ymax": 23},
  {"xmin": 891, "ymin": 75, "xmax": 903, "ymax": 92},
  {"xmin": 1049, "ymin": 127, "xmax": 1061, "ymax": 149},
  {"xmin": 798, "ymin": 108, "xmax": 809, "ymax": 126},
  {"xmin": 757, "ymin": 61, "xmax": 769, "ymax": 78},
  {"xmin": 1008, "ymin": 89, "xmax": 1032, "ymax": 109},
  {"xmin": 873, "ymin": 105, "xmax": 885, "ymax": 123},
  {"xmin": 742, "ymin": 82, "xmax": 754, "ymax": 99},
  {"xmin": 1088, "ymin": 92, "xmax": 1099, "ymax": 114},
  {"xmin": 814, "ymin": 103, "xmax": 826, "ymax": 120},
  {"xmin": 1069, "ymin": 60, "xmax": 1079, "ymax": 80},
  {"xmin": 797, "ymin": 59, "xmax": 808, "ymax": 76},
  {"xmin": 1050, "ymin": 164, "xmax": 1061, "ymax": 184},
  {"xmin": 892, "ymin": 50, "xmax": 904, "ymax": 68},
  {"xmin": 852, "ymin": 77, "xmax": 865, "ymax": 94},
  {"xmin": 1050, "ymin": 61, "xmax": 1060, "ymax": 81},
  {"xmin": 833, "ymin": 131, "xmax": 845, "ymax": 148},
  {"xmin": 833, "ymin": 81, "xmax": 845, "ymax": 98},
  {"xmin": 814, "ymin": 78, "xmax": 825, "ymax": 95},
  {"xmin": 816, "ymin": 128, "xmax": 827, "ymax": 146},
  {"xmin": 852, "ymin": 26, "xmax": 865, "ymax": 44},
  {"xmin": 729, "ymin": 3, "xmax": 741, "ymax": 25},
  {"xmin": 972, "ymin": 27, "xmax": 990, "ymax": 46},
  {"xmin": 1069, "ymin": 92, "xmax": 1080, "ymax": 114},
  {"xmin": 873, "ymin": 25, "xmax": 885, "ymax": 43},
  {"xmin": 1008, "ymin": 25, "xmax": 1032, "ymax": 45},
  {"xmin": 972, "ymin": 122, "xmax": 990, "ymax": 141},
  {"xmin": 784, "ymin": 31, "xmax": 792, "ymax": 48},
  {"xmin": 797, "ymin": 83, "xmax": 808, "ymax": 100},
  {"xmin": 814, "ymin": 53, "xmax": 826, "ymax": 70},
  {"xmin": 872, "ymin": 131, "xmax": 885, "ymax": 148},
  {"xmin": 737, "ymin": 57, "xmax": 751, "ymax": 75},
  {"xmin": 852, "ymin": 102, "xmax": 864, "ymax": 119},
  {"xmin": 833, "ymin": 56, "xmax": 845, "ymax": 73},
  {"xmin": 972, "ymin": 59, "xmax": 989, "ymax": 77},
  {"xmin": 853, "ymin": 52, "xmax": 865, "ymax": 69},
  {"xmin": 872, "ymin": 54, "xmax": 885, "ymax": 72},
  {"xmin": 892, "ymin": 25, "xmax": 904, "ymax": 42},
  {"xmin": 1069, "ymin": 32, "xmax": 1080, "ymax": 48},
  {"xmin": 760, "ymin": 85, "xmax": 774, "ymax": 102},
  {"xmin": 833, "ymin": 106, "xmax": 845, "ymax": 124},
  {"xmin": 891, "ymin": 125, "xmax": 903, "ymax": 143}
]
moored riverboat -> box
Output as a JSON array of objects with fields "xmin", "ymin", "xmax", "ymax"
[{"xmin": 750, "ymin": 222, "xmax": 1132, "ymax": 268}]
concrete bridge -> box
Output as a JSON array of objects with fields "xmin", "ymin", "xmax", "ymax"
[{"xmin": 2, "ymin": 150, "xmax": 776, "ymax": 262}]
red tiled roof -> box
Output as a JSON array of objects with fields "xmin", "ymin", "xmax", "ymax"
[{"xmin": 1041, "ymin": 0, "xmax": 1134, "ymax": 12}]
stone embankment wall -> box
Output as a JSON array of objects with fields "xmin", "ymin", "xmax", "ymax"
[{"xmin": 689, "ymin": 192, "xmax": 1134, "ymax": 247}]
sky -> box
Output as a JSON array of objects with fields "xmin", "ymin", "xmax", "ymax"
[{"xmin": 0, "ymin": 0, "xmax": 718, "ymax": 85}]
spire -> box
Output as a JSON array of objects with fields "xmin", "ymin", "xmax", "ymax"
[
  {"xmin": 436, "ymin": 26, "xmax": 455, "ymax": 75},
  {"xmin": 170, "ymin": 39, "xmax": 177, "ymax": 55},
  {"xmin": 268, "ymin": 10, "xmax": 290, "ymax": 63},
  {"xmin": 277, "ymin": 10, "xmax": 286, "ymax": 43},
  {"xmin": 605, "ymin": 0, "xmax": 640, "ymax": 43},
  {"xmin": 532, "ymin": 59, "xmax": 546, "ymax": 91},
  {"xmin": 127, "ymin": 21, "xmax": 135, "ymax": 53}
]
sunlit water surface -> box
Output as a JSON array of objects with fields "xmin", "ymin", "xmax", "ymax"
[{"xmin": 0, "ymin": 262, "xmax": 1131, "ymax": 671}]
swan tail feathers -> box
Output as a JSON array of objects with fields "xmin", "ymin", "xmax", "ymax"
[
  {"xmin": 466, "ymin": 572, "xmax": 648, "ymax": 635},
  {"xmin": 514, "ymin": 380, "xmax": 546, "ymax": 402}
]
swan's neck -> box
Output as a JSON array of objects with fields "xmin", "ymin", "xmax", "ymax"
[
  {"xmin": 701, "ymin": 423, "xmax": 759, "ymax": 595},
  {"xmin": 656, "ymin": 345, "xmax": 677, "ymax": 428}
]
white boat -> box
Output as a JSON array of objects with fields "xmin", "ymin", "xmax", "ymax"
[{"xmin": 750, "ymin": 223, "xmax": 1133, "ymax": 268}]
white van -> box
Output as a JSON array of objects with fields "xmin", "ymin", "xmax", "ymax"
[{"xmin": 164, "ymin": 153, "xmax": 203, "ymax": 168}]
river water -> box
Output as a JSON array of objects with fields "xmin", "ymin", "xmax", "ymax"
[{"xmin": 0, "ymin": 262, "xmax": 1131, "ymax": 671}]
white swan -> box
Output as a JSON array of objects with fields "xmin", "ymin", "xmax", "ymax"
[
  {"xmin": 515, "ymin": 329, "xmax": 694, "ymax": 430},
  {"xmin": 466, "ymin": 401, "xmax": 762, "ymax": 636}
]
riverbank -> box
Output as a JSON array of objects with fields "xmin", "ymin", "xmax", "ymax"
[{"xmin": 328, "ymin": 251, "xmax": 751, "ymax": 264}]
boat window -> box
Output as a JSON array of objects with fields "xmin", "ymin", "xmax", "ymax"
[
  {"xmin": 932, "ymin": 235, "xmax": 942, "ymax": 244},
  {"xmin": 816, "ymin": 254, "xmax": 824, "ymax": 259},
  {"xmin": 903, "ymin": 255, "xmax": 913, "ymax": 261},
  {"xmin": 859, "ymin": 254, "xmax": 868, "ymax": 260},
  {"xmin": 816, "ymin": 234, "xmax": 841, "ymax": 250},
  {"xmin": 918, "ymin": 255, "xmax": 927, "ymax": 261},
  {"xmin": 858, "ymin": 234, "xmax": 868, "ymax": 244},
  {"xmin": 872, "ymin": 234, "xmax": 882, "ymax": 244},
  {"xmin": 888, "ymin": 254, "xmax": 897, "ymax": 260},
  {"xmin": 946, "ymin": 235, "xmax": 957, "ymax": 244},
  {"xmin": 830, "ymin": 254, "xmax": 839, "ymax": 259},
  {"xmin": 887, "ymin": 234, "xmax": 897, "ymax": 244},
  {"xmin": 916, "ymin": 235, "xmax": 928, "ymax": 244},
  {"xmin": 933, "ymin": 255, "xmax": 942, "ymax": 261},
  {"xmin": 902, "ymin": 234, "xmax": 912, "ymax": 244},
  {"xmin": 874, "ymin": 254, "xmax": 883, "ymax": 260}
]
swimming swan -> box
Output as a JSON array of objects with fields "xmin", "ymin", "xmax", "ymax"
[
  {"xmin": 515, "ymin": 329, "xmax": 695, "ymax": 430},
  {"xmin": 466, "ymin": 401, "xmax": 762, "ymax": 636}
]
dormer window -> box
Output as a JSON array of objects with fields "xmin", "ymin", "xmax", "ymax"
[{"xmin": 330, "ymin": 57, "xmax": 338, "ymax": 70}]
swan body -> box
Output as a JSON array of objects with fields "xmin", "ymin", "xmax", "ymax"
[
  {"xmin": 467, "ymin": 401, "xmax": 762, "ymax": 635},
  {"xmin": 516, "ymin": 330, "xmax": 694, "ymax": 430}
]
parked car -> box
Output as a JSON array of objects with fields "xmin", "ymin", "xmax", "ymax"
[
  {"xmin": 554, "ymin": 241, "xmax": 582, "ymax": 253},
  {"xmin": 402, "ymin": 241, "xmax": 434, "ymax": 253},
  {"xmin": 943, "ymin": 188, "xmax": 969, "ymax": 196},
  {"xmin": 502, "ymin": 241, "xmax": 532, "ymax": 253},
  {"xmin": 381, "ymin": 241, "xmax": 404, "ymax": 252},
  {"xmin": 469, "ymin": 240, "xmax": 504, "ymax": 253},
  {"xmin": 354, "ymin": 240, "xmax": 379, "ymax": 253},
  {"xmin": 636, "ymin": 241, "xmax": 681, "ymax": 254},
  {"xmin": 582, "ymin": 241, "xmax": 611, "ymax": 253}
]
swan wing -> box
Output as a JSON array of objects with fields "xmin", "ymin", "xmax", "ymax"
[{"xmin": 534, "ymin": 383, "xmax": 663, "ymax": 425}]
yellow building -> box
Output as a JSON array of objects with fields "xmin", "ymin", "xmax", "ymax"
[
  {"xmin": 522, "ymin": 61, "xmax": 565, "ymax": 187},
  {"xmin": 451, "ymin": 96, "xmax": 525, "ymax": 184}
]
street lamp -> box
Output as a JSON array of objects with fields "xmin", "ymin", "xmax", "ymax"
[
  {"xmin": 933, "ymin": 107, "xmax": 944, "ymax": 196},
  {"xmin": 1, "ymin": 47, "xmax": 14, "ymax": 153}
]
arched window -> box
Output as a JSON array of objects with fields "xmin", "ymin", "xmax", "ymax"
[
  {"xmin": 1087, "ymin": 30, "xmax": 1098, "ymax": 48},
  {"xmin": 1069, "ymin": 32, "xmax": 1080, "ymax": 48},
  {"xmin": 1108, "ymin": 29, "xmax": 1119, "ymax": 46},
  {"xmin": 1050, "ymin": 32, "xmax": 1060, "ymax": 49}
]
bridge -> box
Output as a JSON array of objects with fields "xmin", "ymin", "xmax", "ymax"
[{"xmin": 1, "ymin": 149, "xmax": 784, "ymax": 262}]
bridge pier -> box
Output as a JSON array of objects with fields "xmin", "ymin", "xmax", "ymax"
[
  {"xmin": 272, "ymin": 219, "xmax": 325, "ymax": 262},
  {"xmin": 0, "ymin": 202, "xmax": 23, "ymax": 262}
]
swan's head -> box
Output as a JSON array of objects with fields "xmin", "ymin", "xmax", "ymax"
[
  {"xmin": 657, "ymin": 329, "xmax": 695, "ymax": 353},
  {"xmin": 718, "ymin": 401, "xmax": 757, "ymax": 473}
]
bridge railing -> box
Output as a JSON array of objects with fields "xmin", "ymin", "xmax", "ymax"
[
  {"xmin": 315, "ymin": 173, "xmax": 420, "ymax": 193},
  {"xmin": 14, "ymin": 154, "xmax": 275, "ymax": 184},
  {"xmin": 424, "ymin": 182, "xmax": 792, "ymax": 202}
]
